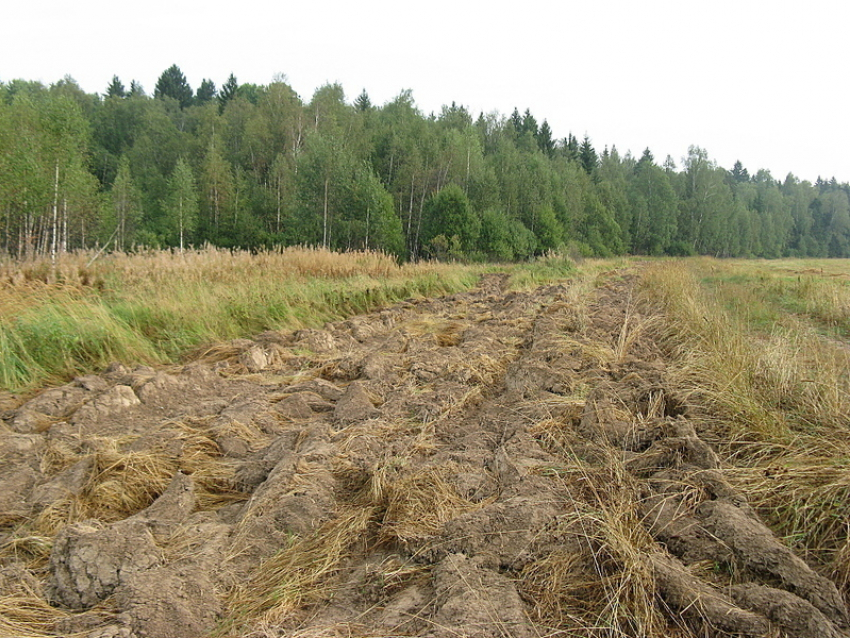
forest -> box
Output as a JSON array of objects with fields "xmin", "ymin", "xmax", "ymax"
[{"xmin": 1, "ymin": 64, "xmax": 849, "ymax": 260}]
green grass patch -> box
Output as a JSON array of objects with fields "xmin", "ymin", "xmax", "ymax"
[
  {"xmin": 0, "ymin": 249, "xmax": 485, "ymax": 392},
  {"xmin": 697, "ymin": 259, "xmax": 850, "ymax": 338}
]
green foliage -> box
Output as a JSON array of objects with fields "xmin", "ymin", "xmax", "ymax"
[
  {"xmin": 101, "ymin": 155, "xmax": 142, "ymax": 249},
  {"xmin": 630, "ymin": 159, "xmax": 678, "ymax": 254},
  {"xmin": 0, "ymin": 249, "xmax": 484, "ymax": 391},
  {"xmin": 346, "ymin": 164, "xmax": 405, "ymax": 255},
  {"xmin": 0, "ymin": 72, "xmax": 848, "ymax": 261},
  {"xmin": 579, "ymin": 134, "xmax": 598, "ymax": 174},
  {"xmin": 163, "ymin": 157, "xmax": 199, "ymax": 250},
  {"xmin": 580, "ymin": 189, "xmax": 623, "ymax": 256},
  {"xmin": 423, "ymin": 184, "xmax": 480, "ymax": 257},
  {"xmin": 129, "ymin": 80, "xmax": 145, "ymax": 97},
  {"xmin": 536, "ymin": 119, "xmax": 555, "ymax": 157},
  {"xmin": 478, "ymin": 208, "xmax": 514, "ymax": 261},
  {"xmin": 354, "ymin": 89, "xmax": 372, "ymax": 112}
]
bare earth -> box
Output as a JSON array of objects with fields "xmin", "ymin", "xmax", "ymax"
[{"xmin": 2, "ymin": 271, "xmax": 848, "ymax": 637}]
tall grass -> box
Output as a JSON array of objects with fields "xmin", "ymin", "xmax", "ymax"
[
  {"xmin": 0, "ymin": 248, "xmax": 486, "ymax": 392},
  {"xmin": 641, "ymin": 259, "xmax": 850, "ymax": 446},
  {"xmin": 1, "ymin": 247, "xmax": 580, "ymax": 393},
  {"xmin": 640, "ymin": 258, "xmax": 850, "ymax": 574}
]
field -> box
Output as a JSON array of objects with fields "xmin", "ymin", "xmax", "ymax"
[{"xmin": 1, "ymin": 252, "xmax": 850, "ymax": 638}]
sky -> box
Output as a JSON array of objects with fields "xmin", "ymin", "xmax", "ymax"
[{"xmin": 3, "ymin": 0, "xmax": 848, "ymax": 183}]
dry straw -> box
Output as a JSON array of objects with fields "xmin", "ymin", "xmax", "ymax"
[{"xmin": 223, "ymin": 507, "xmax": 376, "ymax": 631}]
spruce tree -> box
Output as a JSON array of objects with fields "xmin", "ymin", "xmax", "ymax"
[
  {"xmin": 561, "ymin": 133, "xmax": 580, "ymax": 162},
  {"xmin": 579, "ymin": 134, "xmax": 598, "ymax": 174},
  {"xmin": 731, "ymin": 160, "xmax": 750, "ymax": 183},
  {"xmin": 536, "ymin": 120, "xmax": 555, "ymax": 157},
  {"xmin": 510, "ymin": 108, "xmax": 523, "ymax": 133},
  {"xmin": 521, "ymin": 109, "xmax": 538, "ymax": 137},
  {"xmin": 128, "ymin": 80, "xmax": 145, "ymax": 97},
  {"xmin": 218, "ymin": 74, "xmax": 238, "ymax": 113},
  {"xmin": 105, "ymin": 76, "xmax": 126, "ymax": 98},
  {"xmin": 154, "ymin": 65, "xmax": 193, "ymax": 108},
  {"xmin": 354, "ymin": 89, "xmax": 372, "ymax": 112},
  {"xmin": 196, "ymin": 79, "xmax": 217, "ymax": 104}
]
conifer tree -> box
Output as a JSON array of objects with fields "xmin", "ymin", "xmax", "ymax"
[
  {"xmin": 154, "ymin": 65, "xmax": 193, "ymax": 108},
  {"xmin": 218, "ymin": 74, "xmax": 238, "ymax": 113},
  {"xmin": 579, "ymin": 134, "xmax": 598, "ymax": 174},
  {"xmin": 521, "ymin": 109, "xmax": 538, "ymax": 137},
  {"xmin": 195, "ymin": 79, "xmax": 217, "ymax": 104},
  {"xmin": 354, "ymin": 89, "xmax": 372, "ymax": 112},
  {"xmin": 510, "ymin": 108, "xmax": 522, "ymax": 133},
  {"xmin": 128, "ymin": 80, "xmax": 145, "ymax": 97},
  {"xmin": 536, "ymin": 120, "xmax": 555, "ymax": 157},
  {"xmin": 106, "ymin": 76, "xmax": 126, "ymax": 98}
]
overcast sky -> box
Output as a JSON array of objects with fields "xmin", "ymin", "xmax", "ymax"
[{"xmin": 4, "ymin": 0, "xmax": 847, "ymax": 183}]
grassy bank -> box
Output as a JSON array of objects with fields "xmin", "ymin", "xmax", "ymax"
[{"xmin": 0, "ymin": 248, "xmax": 576, "ymax": 393}]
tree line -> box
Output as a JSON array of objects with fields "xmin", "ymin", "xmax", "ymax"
[{"xmin": 1, "ymin": 65, "xmax": 849, "ymax": 260}]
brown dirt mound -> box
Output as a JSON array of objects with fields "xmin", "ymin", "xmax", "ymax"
[{"xmin": 1, "ymin": 269, "xmax": 848, "ymax": 637}]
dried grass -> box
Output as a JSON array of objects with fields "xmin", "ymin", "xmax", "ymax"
[
  {"xmin": 222, "ymin": 507, "xmax": 376, "ymax": 632},
  {"xmin": 518, "ymin": 454, "xmax": 667, "ymax": 637},
  {"xmin": 640, "ymin": 258, "xmax": 850, "ymax": 600},
  {"xmin": 20, "ymin": 418, "xmax": 243, "ymax": 544},
  {"xmin": 372, "ymin": 462, "xmax": 482, "ymax": 548},
  {"xmin": 0, "ymin": 588, "xmax": 74, "ymax": 638},
  {"xmin": 724, "ymin": 460, "xmax": 850, "ymax": 559},
  {"xmin": 642, "ymin": 260, "xmax": 850, "ymax": 447}
]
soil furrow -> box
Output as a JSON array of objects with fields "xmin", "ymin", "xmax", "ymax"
[{"xmin": 1, "ymin": 269, "xmax": 847, "ymax": 638}]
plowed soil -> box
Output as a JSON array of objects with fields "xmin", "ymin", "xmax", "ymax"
[{"xmin": 2, "ymin": 270, "xmax": 848, "ymax": 637}]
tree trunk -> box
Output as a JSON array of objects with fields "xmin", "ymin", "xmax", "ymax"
[
  {"xmin": 406, "ymin": 172, "xmax": 416, "ymax": 252},
  {"xmin": 465, "ymin": 146, "xmax": 471, "ymax": 195},
  {"xmin": 61, "ymin": 198, "xmax": 68, "ymax": 253},
  {"xmin": 276, "ymin": 174, "xmax": 282, "ymax": 234},
  {"xmin": 51, "ymin": 162, "xmax": 59, "ymax": 262},
  {"xmin": 323, "ymin": 177, "xmax": 330, "ymax": 248},
  {"xmin": 179, "ymin": 197, "xmax": 185, "ymax": 253},
  {"xmin": 365, "ymin": 205, "xmax": 370, "ymax": 250}
]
